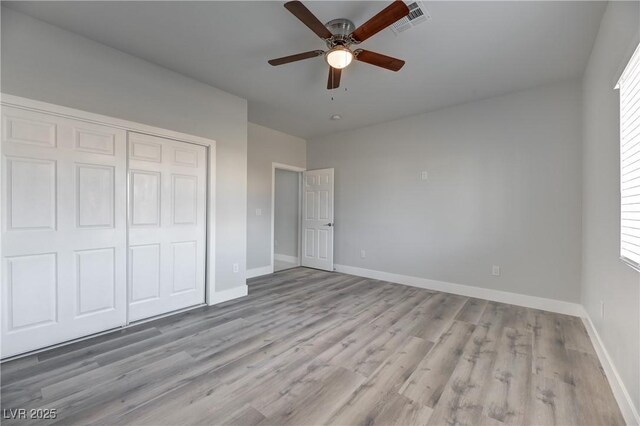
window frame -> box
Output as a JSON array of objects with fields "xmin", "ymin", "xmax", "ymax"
[{"xmin": 617, "ymin": 41, "xmax": 640, "ymax": 271}]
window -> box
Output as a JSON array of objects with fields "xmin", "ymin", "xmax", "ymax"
[{"xmin": 619, "ymin": 42, "xmax": 640, "ymax": 268}]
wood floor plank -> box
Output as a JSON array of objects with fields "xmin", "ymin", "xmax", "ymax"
[
  {"xmin": 328, "ymin": 336, "xmax": 433, "ymax": 425},
  {"xmin": 218, "ymin": 404, "xmax": 266, "ymax": 426},
  {"xmin": 316, "ymin": 289, "xmax": 432, "ymax": 375},
  {"xmin": 455, "ymin": 297, "xmax": 489, "ymax": 324},
  {"xmin": 561, "ymin": 315, "xmax": 597, "ymax": 355},
  {"xmin": 566, "ymin": 349, "xmax": 626, "ymax": 426},
  {"xmin": 341, "ymin": 292, "xmax": 438, "ymax": 377},
  {"xmin": 399, "ymin": 320, "xmax": 476, "ymax": 407},
  {"xmin": 407, "ymin": 292, "xmax": 468, "ymax": 342},
  {"xmin": 35, "ymin": 327, "xmax": 163, "ymax": 364},
  {"xmin": 0, "ymin": 354, "xmax": 38, "ymax": 374},
  {"xmin": 0, "ymin": 267, "xmax": 624, "ymax": 426},
  {"xmin": 258, "ymin": 366, "xmax": 366, "ymax": 425},
  {"xmin": 1, "ymin": 359, "xmax": 101, "ymax": 408},
  {"xmin": 483, "ymin": 327, "xmax": 533, "ymax": 424},
  {"xmin": 371, "ymin": 393, "xmax": 434, "ymax": 426},
  {"xmin": 531, "ymin": 311, "xmax": 575, "ymax": 385},
  {"xmin": 426, "ymin": 302, "xmax": 510, "ymax": 425},
  {"xmin": 526, "ymin": 374, "xmax": 579, "ymax": 425}
]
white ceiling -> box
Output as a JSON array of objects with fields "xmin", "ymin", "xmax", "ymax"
[{"xmin": 5, "ymin": 1, "xmax": 606, "ymax": 139}]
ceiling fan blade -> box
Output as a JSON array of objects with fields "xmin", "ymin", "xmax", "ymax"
[
  {"xmin": 327, "ymin": 67, "xmax": 342, "ymax": 90},
  {"xmin": 268, "ymin": 50, "xmax": 324, "ymax": 66},
  {"xmin": 284, "ymin": 1, "xmax": 333, "ymax": 40},
  {"xmin": 350, "ymin": 0, "xmax": 410, "ymax": 43},
  {"xmin": 355, "ymin": 49, "xmax": 405, "ymax": 71}
]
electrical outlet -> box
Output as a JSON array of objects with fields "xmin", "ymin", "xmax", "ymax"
[
  {"xmin": 600, "ymin": 301, "xmax": 605, "ymax": 319},
  {"xmin": 256, "ymin": 208, "xmax": 262, "ymax": 216},
  {"xmin": 233, "ymin": 263, "xmax": 239, "ymax": 273},
  {"xmin": 360, "ymin": 249, "xmax": 366, "ymax": 259},
  {"xmin": 492, "ymin": 265, "xmax": 500, "ymax": 276},
  {"xmin": 420, "ymin": 171, "xmax": 428, "ymax": 181}
]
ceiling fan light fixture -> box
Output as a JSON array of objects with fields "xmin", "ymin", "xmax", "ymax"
[{"xmin": 325, "ymin": 46, "xmax": 353, "ymax": 69}]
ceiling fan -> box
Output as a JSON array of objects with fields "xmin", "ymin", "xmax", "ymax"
[{"xmin": 268, "ymin": 0, "xmax": 411, "ymax": 90}]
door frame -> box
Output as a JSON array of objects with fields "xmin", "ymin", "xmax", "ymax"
[
  {"xmin": 271, "ymin": 162, "xmax": 305, "ymax": 274},
  {"xmin": 0, "ymin": 94, "xmax": 219, "ymax": 324}
]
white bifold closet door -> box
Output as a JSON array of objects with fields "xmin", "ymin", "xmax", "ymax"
[
  {"xmin": 127, "ymin": 133, "xmax": 207, "ymax": 322},
  {"xmin": 1, "ymin": 106, "xmax": 127, "ymax": 358}
]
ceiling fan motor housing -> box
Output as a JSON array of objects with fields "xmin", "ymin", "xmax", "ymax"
[
  {"xmin": 325, "ymin": 18, "xmax": 355, "ymax": 36},
  {"xmin": 325, "ymin": 18, "xmax": 356, "ymax": 47}
]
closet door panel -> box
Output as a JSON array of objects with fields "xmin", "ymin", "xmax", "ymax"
[
  {"xmin": 1, "ymin": 106, "xmax": 127, "ymax": 358},
  {"xmin": 128, "ymin": 132, "xmax": 206, "ymax": 322}
]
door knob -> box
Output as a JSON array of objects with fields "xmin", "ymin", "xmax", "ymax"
[{"xmin": 324, "ymin": 223, "xmax": 333, "ymax": 227}]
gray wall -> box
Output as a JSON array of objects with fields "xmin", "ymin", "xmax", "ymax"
[
  {"xmin": 308, "ymin": 79, "xmax": 583, "ymax": 302},
  {"xmin": 274, "ymin": 169, "xmax": 299, "ymax": 258},
  {"xmin": 1, "ymin": 7, "xmax": 248, "ymax": 292},
  {"xmin": 247, "ymin": 123, "xmax": 306, "ymax": 270},
  {"xmin": 582, "ymin": 0, "xmax": 640, "ymax": 413}
]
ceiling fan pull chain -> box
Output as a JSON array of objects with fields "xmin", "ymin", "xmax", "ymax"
[{"xmin": 331, "ymin": 72, "xmax": 334, "ymax": 99}]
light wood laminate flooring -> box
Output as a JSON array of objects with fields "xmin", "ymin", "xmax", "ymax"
[{"xmin": 0, "ymin": 268, "xmax": 624, "ymax": 425}]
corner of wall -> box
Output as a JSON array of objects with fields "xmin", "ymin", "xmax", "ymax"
[{"xmin": 579, "ymin": 1, "xmax": 640, "ymax": 422}]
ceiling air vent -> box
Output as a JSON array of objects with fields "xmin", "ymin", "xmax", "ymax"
[{"xmin": 390, "ymin": 1, "xmax": 431, "ymax": 35}]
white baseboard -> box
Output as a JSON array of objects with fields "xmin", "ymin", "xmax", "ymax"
[
  {"xmin": 208, "ymin": 285, "xmax": 248, "ymax": 305},
  {"xmin": 274, "ymin": 253, "xmax": 299, "ymax": 264},
  {"xmin": 334, "ymin": 264, "xmax": 583, "ymax": 317},
  {"xmin": 582, "ymin": 311, "xmax": 640, "ymax": 426},
  {"xmin": 246, "ymin": 265, "xmax": 273, "ymax": 279}
]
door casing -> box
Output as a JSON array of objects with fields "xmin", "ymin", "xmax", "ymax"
[{"xmin": 271, "ymin": 162, "xmax": 306, "ymax": 274}]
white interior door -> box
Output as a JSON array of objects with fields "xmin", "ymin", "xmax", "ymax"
[
  {"xmin": 128, "ymin": 133, "xmax": 207, "ymax": 322},
  {"xmin": 301, "ymin": 168, "xmax": 334, "ymax": 271},
  {"xmin": 1, "ymin": 106, "xmax": 127, "ymax": 358}
]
